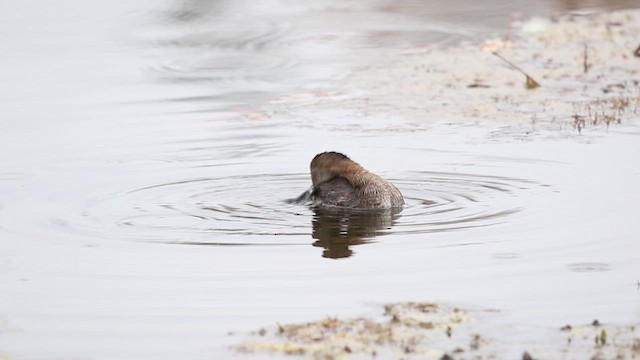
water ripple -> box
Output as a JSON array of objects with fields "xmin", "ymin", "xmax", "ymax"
[
  {"xmin": 395, "ymin": 171, "xmax": 533, "ymax": 234},
  {"xmin": 60, "ymin": 171, "xmax": 537, "ymax": 250}
]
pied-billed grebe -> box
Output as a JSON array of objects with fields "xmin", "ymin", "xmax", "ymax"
[{"xmin": 305, "ymin": 151, "xmax": 404, "ymax": 209}]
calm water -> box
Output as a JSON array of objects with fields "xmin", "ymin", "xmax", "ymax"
[{"xmin": 1, "ymin": 0, "xmax": 639, "ymax": 359}]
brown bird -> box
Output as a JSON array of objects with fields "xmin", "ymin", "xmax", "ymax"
[{"xmin": 301, "ymin": 151, "xmax": 404, "ymax": 209}]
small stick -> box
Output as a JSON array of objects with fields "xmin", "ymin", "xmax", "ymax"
[
  {"xmin": 583, "ymin": 44, "xmax": 590, "ymax": 74},
  {"xmin": 492, "ymin": 52, "xmax": 540, "ymax": 89}
]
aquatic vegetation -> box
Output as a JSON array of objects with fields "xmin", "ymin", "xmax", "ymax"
[
  {"xmin": 235, "ymin": 306, "xmax": 640, "ymax": 359},
  {"xmin": 259, "ymin": 9, "xmax": 640, "ymax": 138},
  {"xmin": 234, "ymin": 302, "xmax": 473, "ymax": 359},
  {"xmin": 560, "ymin": 320, "xmax": 640, "ymax": 359}
]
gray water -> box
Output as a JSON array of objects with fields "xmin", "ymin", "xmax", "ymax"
[{"xmin": 1, "ymin": 0, "xmax": 639, "ymax": 359}]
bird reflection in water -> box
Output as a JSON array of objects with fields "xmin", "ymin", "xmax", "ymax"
[
  {"xmin": 310, "ymin": 207, "xmax": 402, "ymax": 259},
  {"xmin": 292, "ymin": 151, "xmax": 405, "ymax": 259}
]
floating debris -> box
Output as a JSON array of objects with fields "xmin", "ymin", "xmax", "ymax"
[
  {"xmin": 234, "ymin": 305, "xmax": 640, "ymax": 359},
  {"xmin": 259, "ymin": 9, "xmax": 640, "ymax": 138},
  {"xmin": 234, "ymin": 302, "xmax": 474, "ymax": 359},
  {"xmin": 492, "ymin": 52, "xmax": 541, "ymax": 90}
]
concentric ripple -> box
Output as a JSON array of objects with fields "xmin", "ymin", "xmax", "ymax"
[
  {"xmin": 394, "ymin": 171, "xmax": 535, "ymax": 234},
  {"xmin": 72, "ymin": 171, "xmax": 537, "ymax": 247}
]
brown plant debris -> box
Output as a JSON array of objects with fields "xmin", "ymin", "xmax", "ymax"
[
  {"xmin": 491, "ymin": 52, "xmax": 541, "ymax": 90},
  {"xmin": 234, "ymin": 305, "xmax": 640, "ymax": 360},
  {"xmin": 234, "ymin": 302, "xmax": 472, "ymax": 359},
  {"xmin": 260, "ymin": 9, "xmax": 640, "ymax": 138}
]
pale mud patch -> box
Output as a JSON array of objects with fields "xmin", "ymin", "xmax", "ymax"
[
  {"xmin": 252, "ymin": 9, "xmax": 640, "ymax": 140},
  {"xmin": 234, "ymin": 302, "xmax": 640, "ymax": 360}
]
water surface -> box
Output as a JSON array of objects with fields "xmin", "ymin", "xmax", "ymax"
[{"xmin": 1, "ymin": 0, "xmax": 639, "ymax": 359}]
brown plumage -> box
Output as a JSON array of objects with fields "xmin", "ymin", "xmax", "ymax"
[{"xmin": 308, "ymin": 151, "xmax": 404, "ymax": 209}]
